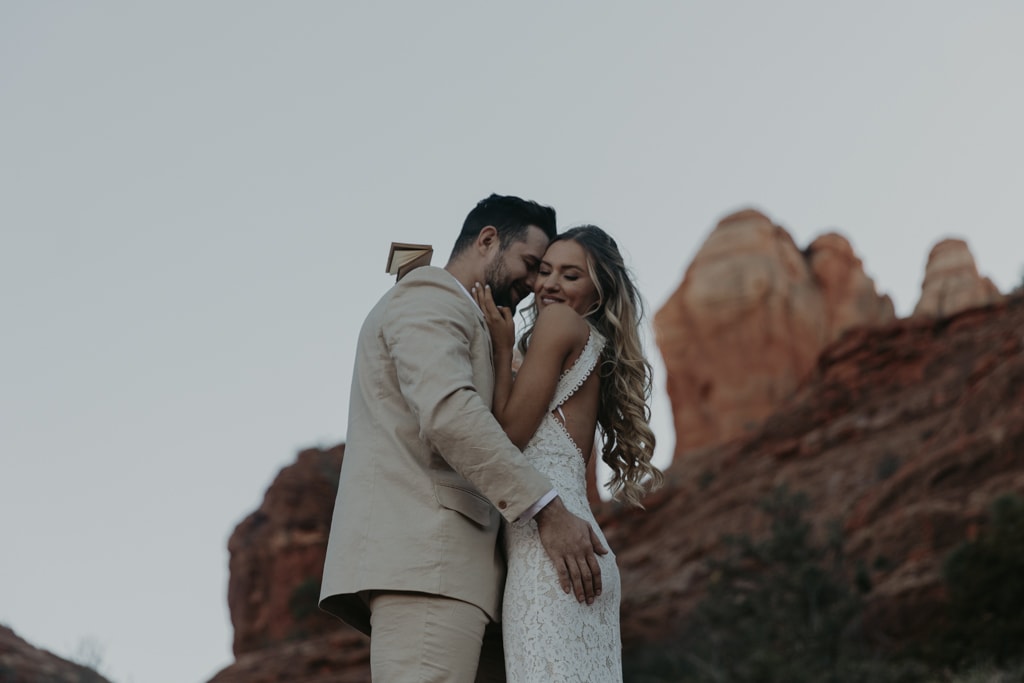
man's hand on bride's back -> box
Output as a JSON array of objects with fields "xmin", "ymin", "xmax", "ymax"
[{"xmin": 534, "ymin": 496, "xmax": 608, "ymax": 605}]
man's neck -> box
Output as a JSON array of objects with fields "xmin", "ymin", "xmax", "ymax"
[{"xmin": 444, "ymin": 260, "xmax": 484, "ymax": 294}]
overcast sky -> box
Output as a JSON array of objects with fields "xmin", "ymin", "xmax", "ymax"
[{"xmin": 2, "ymin": 3, "xmax": 1022, "ymax": 683}]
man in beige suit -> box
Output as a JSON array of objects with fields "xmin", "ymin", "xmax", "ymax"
[{"xmin": 320, "ymin": 194, "xmax": 607, "ymax": 682}]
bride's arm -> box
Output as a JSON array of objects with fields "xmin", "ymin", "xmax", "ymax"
[{"xmin": 473, "ymin": 285, "xmax": 583, "ymax": 448}]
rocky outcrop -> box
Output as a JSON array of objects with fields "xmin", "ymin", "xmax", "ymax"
[
  {"xmin": 210, "ymin": 202, "xmax": 1019, "ymax": 680},
  {"xmin": 604, "ymin": 293, "xmax": 1024, "ymax": 649},
  {"xmin": 211, "ymin": 294, "xmax": 1024, "ymax": 682},
  {"xmin": 208, "ymin": 630, "xmax": 369, "ymax": 683},
  {"xmin": 226, "ymin": 445, "xmax": 353, "ymax": 656},
  {"xmin": 212, "ymin": 444, "xmax": 368, "ymax": 683},
  {"xmin": 0, "ymin": 625, "xmax": 110, "ymax": 683},
  {"xmin": 807, "ymin": 231, "xmax": 897, "ymax": 338},
  {"xmin": 913, "ymin": 238, "xmax": 1002, "ymax": 318},
  {"xmin": 654, "ymin": 210, "xmax": 894, "ymax": 458}
]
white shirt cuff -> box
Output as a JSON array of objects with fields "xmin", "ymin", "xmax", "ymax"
[{"xmin": 517, "ymin": 489, "xmax": 558, "ymax": 522}]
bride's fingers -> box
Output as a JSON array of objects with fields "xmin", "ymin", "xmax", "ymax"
[
  {"xmin": 474, "ymin": 284, "xmax": 495, "ymax": 313},
  {"xmin": 472, "ymin": 283, "xmax": 501, "ymax": 325},
  {"xmin": 482, "ymin": 285, "xmax": 501, "ymax": 314}
]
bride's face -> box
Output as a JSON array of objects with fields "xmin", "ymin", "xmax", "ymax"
[{"xmin": 534, "ymin": 239, "xmax": 600, "ymax": 316}]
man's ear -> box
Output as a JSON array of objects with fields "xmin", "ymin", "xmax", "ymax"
[{"xmin": 476, "ymin": 226, "xmax": 499, "ymax": 254}]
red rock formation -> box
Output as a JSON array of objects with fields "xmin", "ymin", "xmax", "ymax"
[
  {"xmin": 0, "ymin": 625, "xmax": 110, "ymax": 683},
  {"xmin": 913, "ymin": 238, "xmax": 1002, "ymax": 317},
  {"xmin": 226, "ymin": 445, "xmax": 355, "ymax": 656},
  {"xmin": 208, "ymin": 631, "xmax": 369, "ymax": 683},
  {"xmin": 212, "ymin": 444, "xmax": 369, "ymax": 683},
  {"xmin": 807, "ymin": 231, "xmax": 896, "ymax": 338},
  {"xmin": 604, "ymin": 294, "xmax": 1024, "ymax": 649},
  {"xmin": 654, "ymin": 210, "xmax": 894, "ymax": 458},
  {"xmin": 212, "ymin": 292, "xmax": 1023, "ymax": 681}
]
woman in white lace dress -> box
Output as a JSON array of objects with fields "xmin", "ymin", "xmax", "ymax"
[{"xmin": 471, "ymin": 225, "xmax": 662, "ymax": 682}]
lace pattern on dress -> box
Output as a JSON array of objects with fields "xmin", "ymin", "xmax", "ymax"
[
  {"xmin": 502, "ymin": 323, "xmax": 622, "ymax": 682},
  {"xmin": 549, "ymin": 325, "xmax": 606, "ymax": 412},
  {"xmin": 547, "ymin": 326, "xmax": 604, "ymax": 464}
]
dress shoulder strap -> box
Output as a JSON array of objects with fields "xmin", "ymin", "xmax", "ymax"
[{"xmin": 549, "ymin": 325, "xmax": 606, "ymax": 411}]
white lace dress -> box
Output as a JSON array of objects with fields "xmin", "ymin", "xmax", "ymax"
[{"xmin": 502, "ymin": 328, "xmax": 622, "ymax": 682}]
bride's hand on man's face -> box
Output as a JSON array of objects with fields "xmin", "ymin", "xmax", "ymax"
[{"xmin": 472, "ymin": 282, "xmax": 514, "ymax": 353}]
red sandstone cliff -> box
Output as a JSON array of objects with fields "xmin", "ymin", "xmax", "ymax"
[
  {"xmin": 208, "ymin": 213, "xmax": 1018, "ymax": 682},
  {"xmin": 212, "ymin": 445, "xmax": 368, "ymax": 683},
  {"xmin": 0, "ymin": 625, "xmax": 110, "ymax": 683},
  {"xmin": 604, "ymin": 294, "xmax": 1024, "ymax": 648},
  {"xmin": 913, "ymin": 238, "xmax": 1003, "ymax": 318},
  {"xmin": 224, "ymin": 444, "xmax": 366, "ymax": 653},
  {"xmin": 210, "ymin": 294, "xmax": 1023, "ymax": 682},
  {"xmin": 654, "ymin": 210, "xmax": 895, "ymax": 458}
]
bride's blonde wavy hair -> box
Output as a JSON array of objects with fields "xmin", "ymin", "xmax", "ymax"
[{"xmin": 518, "ymin": 225, "xmax": 662, "ymax": 507}]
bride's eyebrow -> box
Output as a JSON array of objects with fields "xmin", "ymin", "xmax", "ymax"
[{"xmin": 539, "ymin": 260, "xmax": 585, "ymax": 273}]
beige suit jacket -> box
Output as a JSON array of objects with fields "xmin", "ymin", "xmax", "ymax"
[{"xmin": 319, "ymin": 266, "xmax": 552, "ymax": 634}]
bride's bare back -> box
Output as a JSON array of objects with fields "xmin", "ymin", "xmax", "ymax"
[{"xmin": 502, "ymin": 325, "xmax": 623, "ymax": 682}]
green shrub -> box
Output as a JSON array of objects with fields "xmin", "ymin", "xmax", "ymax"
[
  {"xmin": 936, "ymin": 494, "xmax": 1024, "ymax": 668},
  {"xmin": 623, "ymin": 487, "xmax": 928, "ymax": 683},
  {"xmin": 942, "ymin": 660, "xmax": 1024, "ymax": 683},
  {"xmin": 624, "ymin": 490, "xmax": 1024, "ymax": 682},
  {"xmin": 288, "ymin": 576, "xmax": 322, "ymax": 622},
  {"xmin": 877, "ymin": 453, "xmax": 901, "ymax": 481},
  {"xmin": 685, "ymin": 487, "xmax": 894, "ymax": 682}
]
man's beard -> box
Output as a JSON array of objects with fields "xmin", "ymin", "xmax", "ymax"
[{"xmin": 484, "ymin": 257, "xmax": 520, "ymax": 312}]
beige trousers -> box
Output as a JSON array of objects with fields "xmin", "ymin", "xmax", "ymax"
[{"xmin": 369, "ymin": 591, "xmax": 506, "ymax": 683}]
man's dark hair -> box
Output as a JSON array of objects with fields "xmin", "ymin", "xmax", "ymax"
[{"xmin": 449, "ymin": 194, "xmax": 557, "ymax": 259}]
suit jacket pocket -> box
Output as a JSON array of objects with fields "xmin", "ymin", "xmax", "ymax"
[{"xmin": 434, "ymin": 482, "xmax": 495, "ymax": 527}]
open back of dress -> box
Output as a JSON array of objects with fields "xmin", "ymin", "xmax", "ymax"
[{"xmin": 502, "ymin": 326, "xmax": 622, "ymax": 683}]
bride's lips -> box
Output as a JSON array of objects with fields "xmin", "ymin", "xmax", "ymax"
[{"xmin": 539, "ymin": 296, "xmax": 565, "ymax": 305}]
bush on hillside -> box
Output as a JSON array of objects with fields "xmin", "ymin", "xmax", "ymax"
[
  {"xmin": 934, "ymin": 494, "xmax": 1024, "ymax": 668},
  {"xmin": 623, "ymin": 486, "xmax": 926, "ymax": 683}
]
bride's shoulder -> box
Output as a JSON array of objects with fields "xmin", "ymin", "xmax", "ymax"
[{"xmin": 533, "ymin": 304, "xmax": 590, "ymax": 346}]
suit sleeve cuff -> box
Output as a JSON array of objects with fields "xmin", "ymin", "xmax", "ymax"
[{"xmin": 516, "ymin": 489, "xmax": 558, "ymax": 522}]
